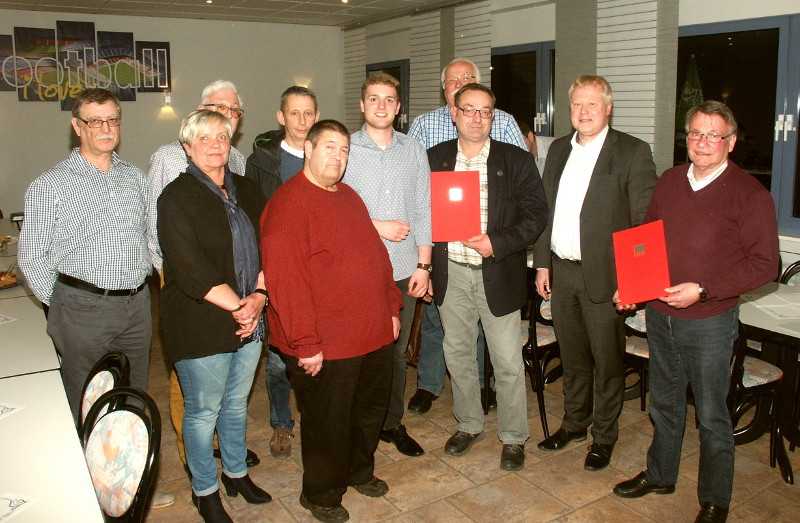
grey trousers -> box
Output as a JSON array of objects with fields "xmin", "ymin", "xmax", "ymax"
[
  {"xmin": 383, "ymin": 277, "xmax": 417, "ymax": 430},
  {"xmin": 438, "ymin": 260, "xmax": 529, "ymax": 444},
  {"xmin": 47, "ymin": 280, "xmax": 151, "ymax": 425}
]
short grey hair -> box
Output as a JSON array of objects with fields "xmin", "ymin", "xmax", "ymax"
[
  {"xmin": 178, "ymin": 109, "xmax": 233, "ymax": 145},
  {"xmin": 440, "ymin": 58, "xmax": 481, "ymax": 89},
  {"xmin": 200, "ymin": 79, "xmax": 243, "ymax": 107},
  {"xmin": 685, "ymin": 100, "xmax": 738, "ymax": 136}
]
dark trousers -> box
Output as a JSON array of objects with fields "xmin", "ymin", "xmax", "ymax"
[
  {"xmin": 550, "ymin": 255, "xmax": 625, "ymax": 445},
  {"xmin": 284, "ymin": 345, "xmax": 393, "ymax": 507},
  {"xmin": 645, "ymin": 305, "xmax": 737, "ymax": 508},
  {"xmin": 384, "ymin": 277, "xmax": 416, "ymax": 430},
  {"xmin": 46, "ymin": 280, "xmax": 151, "ymax": 425}
]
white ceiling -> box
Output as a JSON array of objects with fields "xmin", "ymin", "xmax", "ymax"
[{"xmin": 0, "ymin": 0, "xmax": 472, "ymax": 28}]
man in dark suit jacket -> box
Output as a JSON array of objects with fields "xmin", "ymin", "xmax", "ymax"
[
  {"xmin": 533, "ymin": 75, "xmax": 657, "ymax": 470},
  {"xmin": 428, "ymin": 83, "xmax": 548, "ymax": 471}
]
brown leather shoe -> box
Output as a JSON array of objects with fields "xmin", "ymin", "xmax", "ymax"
[{"xmin": 269, "ymin": 427, "xmax": 293, "ymax": 458}]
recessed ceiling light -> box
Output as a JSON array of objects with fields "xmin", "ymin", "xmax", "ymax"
[
  {"xmin": 342, "ymin": 0, "xmax": 349, "ymax": 4},
  {"xmin": 206, "ymin": 0, "xmax": 213, "ymax": 4}
]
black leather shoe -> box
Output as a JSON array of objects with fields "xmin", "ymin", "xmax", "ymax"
[
  {"xmin": 500, "ymin": 444, "xmax": 525, "ymax": 471},
  {"xmin": 212, "ymin": 448, "xmax": 260, "ymax": 467},
  {"xmin": 613, "ymin": 471, "xmax": 675, "ymax": 498},
  {"xmin": 350, "ymin": 476, "xmax": 389, "ymax": 497},
  {"xmin": 537, "ymin": 427, "xmax": 587, "ymax": 451},
  {"xmin": 220, "ymin": 473, "xmax": 271, "ymax": 504},
  {"xmin": 380, "ymin": 425, "xmax": 424, "ymax": 456},
  {"xmin": 299, "ymin": 493, "xmax": 350, "ymax": 522},
  {"xmin": 584, "ymin": 443, "xmax": 613, "ymax": 471},
  {"xmin": 407, "ymin": 389, "xmax": 436, "ymax": 414},
  {"xmin": 445, "ymin": 431, "xmax": 482, "ymax": 456},
  {"xmin": 481, "ymin": 387, "xmax": 497, "ymax": 409},
  {"xmin": 695, "ymin": 504, "xmax": 728, "ymax": 523},
  {"xmin": 192, "ymin": 491, "xmax": 233, "ymax": 523}
]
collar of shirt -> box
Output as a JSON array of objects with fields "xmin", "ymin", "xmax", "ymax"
[
  {"xmin": 456, "ymin": 138, "xmax": 490, "ymax": 165},
  {"xmin": 569, "ymin": 125, "xmax": 609, "ymax": 154},
  {"xmin": 687, "ymin": 161, "xmax": 728, "ymax": 191},
  {"xmin": 73, "ymin": 147, "xmax": 123, "ymax": 174},
  {"xmin": 280, "ymin": 140, "xmax": 304, "ymax": 159},
  {"xmin": 352, "ymin": 126, "xmax": 401, "ymax": 150}
]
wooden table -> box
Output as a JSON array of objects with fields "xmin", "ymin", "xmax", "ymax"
[
  {"xmin": 0, "ymin": 370, "xmax": 103, "ymax": 522},
  {"xmin": 0, "ymin": 295, "xmax": 59, "ymax": 379},
  {"xmin": 740, "ymin": 282, "xmax": 800, "ymax": 483}
]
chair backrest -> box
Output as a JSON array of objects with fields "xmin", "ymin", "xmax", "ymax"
[
  {"xmin": 80, "ymin": 352, "xmax": 131, "ymax": 428},
  {"xmin": 624, "ymin": 309, "xmax": 647, "ymax": 338},
  {"xmin": 81, "ymin": 387, "xmax": 160, "ymax": 523},
  {"xmin": 535, "ymin": 293, "xmax": 554, "ymax": 326},
  {"xmin": 780, "ymin": 260, "xmax": 800, "ymax": 286}
]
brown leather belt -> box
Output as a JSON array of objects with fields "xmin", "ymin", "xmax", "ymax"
[{"xmin": 58, "ymin": 273, "xmax": 147, "ymax": 296}]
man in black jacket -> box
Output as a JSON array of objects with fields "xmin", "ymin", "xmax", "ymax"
[
  {"xmin": 427, "ymin": 84, "xmax": 548, "ymax": 470},
  {"xmin": 245, "ymin": 85, "xmax": 319, "ymax": 459},
  {"xmin": 246, "ymin": 86, "xmax": 320, "ymax": 200}
]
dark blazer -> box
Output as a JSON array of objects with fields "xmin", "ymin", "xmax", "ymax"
[
  {"xmin": 532, "ymin": 127, "xmax": 657, "ymax": 303},
  {"xmin": 157, "ymin": 172, "xmax": 266, "ymax": 363},
  {"xmin": 428, "ymin": 139, "xmax": 548, "ymax": 316}
]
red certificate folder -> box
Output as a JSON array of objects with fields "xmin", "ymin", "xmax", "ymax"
[
  {"xmin": 430, "ymin": 170, "xmax": 481, "ymax": 242},
  {"xmin": 612, "ymin": 219, "xmax": 671, "ymax": 304}
]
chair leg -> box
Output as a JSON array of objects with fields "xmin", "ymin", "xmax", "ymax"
[
  {"xmin": 639, "ymin": 366, "xmax": 647, "ymax": 412},
  {"xmin": 482, "ymin": 341, "xmax": 491, "ymax": 415}
]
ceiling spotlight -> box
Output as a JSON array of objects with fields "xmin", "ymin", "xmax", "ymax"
[
  {"xmin": 206, "ymin": 0, "xmax": 213, "ymax": 4},
  {"xmin": 341, "ymin": 0, "xmax": 348, "ymax": 3}
]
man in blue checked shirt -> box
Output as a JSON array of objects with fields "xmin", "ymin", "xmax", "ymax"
[
  {"xmin": 344, "ymin": 72, "xmax": 431, "ymax": 458},
  {"xmin": 406, "ymin": 57, "xmax": 527, "ymax": 414}
]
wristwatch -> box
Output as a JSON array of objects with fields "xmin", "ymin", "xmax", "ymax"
[
  {"xmin": 697, "ymin": 284, "xmax": 708, "ymax": 302},
  {"xmin": 417, "ymin": 263, "xmax": 432, "ymax": 273}
]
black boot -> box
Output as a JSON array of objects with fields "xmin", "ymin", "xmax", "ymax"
[
  {"xmin": 221, "ymin": 473, "xmax": 272, "ymax": 504},
  {"xmin": 191, "ymin": 491, "xmax": 233, "ymax": 523}
]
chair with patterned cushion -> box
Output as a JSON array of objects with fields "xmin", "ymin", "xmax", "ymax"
[
  {"xmin": 622, "ymin": 309, "xmax": 650, "ymax": 411},
  {"xmin": 81, "ymin": 387, "xmax": 161, "ymax": 523},
  {"xmin": 79, "ymin": 352, "xmax": 131, "ymax": 431},
  {"xmin": 729, "ymin": 323, "xmax": 791, "ymax": 483}
]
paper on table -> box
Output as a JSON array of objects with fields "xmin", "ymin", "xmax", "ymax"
[
  {"xmin": 742, "ymin": 287, "xmax": 800, "ymax": 320},
  {"xmin": 0, "ymin": 494, "xmax": 30, "ymax": 522},
  {"xmin": 0, "ymin": 314, "xmax": 16, "ymax": 325},
  {"xmin": 0, "ymin": 402, "xmax": 22, "ymax": 422}
]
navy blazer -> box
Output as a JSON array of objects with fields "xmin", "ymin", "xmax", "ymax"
[{"xmin": 427, "ymin": 139, "xmax": 548, "ymax": 316}]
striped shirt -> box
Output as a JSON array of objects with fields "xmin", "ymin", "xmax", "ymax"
[
  {"xmin": 344, "ymin": 128, "xmax": 432, "ymax": 281},
  {"xmin": 407, "ymin": 105, "xmax": 527, "ymax": 150},
  {"xmin": 18, "ymin": 148, "xmax": 151, "ymax": 305},
  {"xmin": 146, "ymin": 140, "xmax": 246, "ymax": 271},
  {"xmin": 447, "ymin": 140, "xmax": 490, "ymax": 266}
]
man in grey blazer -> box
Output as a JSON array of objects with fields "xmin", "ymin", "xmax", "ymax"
[{"xmin": 533, "ymin": 75, "xmax": 657, "ymax": 470}]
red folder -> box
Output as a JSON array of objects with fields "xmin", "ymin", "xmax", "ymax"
[
  {"xmin": 612, "ymin": 219, "xmax": 671, "ymax": 304},
  {"xmin": 431, "ymin": 170, "xmax": 481, "ymax": 242}
]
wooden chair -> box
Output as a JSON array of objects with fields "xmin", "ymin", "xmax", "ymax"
[
  {"xmin": 521, "ymin": 292, "xmax": 558, "ymax": 439},
  {"xmin": 623, "ymin": 310, "xmax": 649, "ymax": 411},
  {"xmin": 82, "ymin": 387, "xmax": 161, "ymax": 522}
]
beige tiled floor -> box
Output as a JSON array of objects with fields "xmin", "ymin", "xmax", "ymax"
[{"xmin": 145, "ymin": 303, "xmax": 799, "ymax": 522}]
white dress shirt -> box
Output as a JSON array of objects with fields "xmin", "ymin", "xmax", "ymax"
[
  {"xmin": 550, "ymin": 126, "xmax": 609, "ymax": 261},
  {"xmin": 687, "ymin": 161, "xmax": 727, "ymax": 191}
]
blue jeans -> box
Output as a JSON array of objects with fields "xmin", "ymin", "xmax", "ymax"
[
  {"xmin": 645, "ymin": 305, "xmax": 738, "ymax": 508},
  {"xmin": 417, "ymin": 301, "xmax": 488, "ymax": 395},
  {"xmin": 266, "ymin": 347, "xmax": 294, "ymax": 429},
  {"xmin": 175, "ymin": 339, "xmax": 261, "ymax": 495}
]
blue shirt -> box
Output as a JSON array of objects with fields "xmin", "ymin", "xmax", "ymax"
[
  {"xmin": 407, "ymin": 105, "xmax": 527, "ymax": 150},
  {"xmin": 344, "ymin": 128, "xmax": 432, "ymax": 281},
  {"xmin": 279, "ymin": 148, "xmax": 304, "ymax": 182}
]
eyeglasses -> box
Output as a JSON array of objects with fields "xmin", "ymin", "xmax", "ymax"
[
  {"xmin": 201, "ymin": 103, "xmax": 245, "ymax": 119},
  {"xmin": 457, "ymin": 106, "xmax": 493, "ymax": 119},
  {"xmin": 444, "ymin": 73, "xmax": 477, "ymax": 86},
  {"xmin": 76, "ymin": 116, "xmax": 121, "ymax": 128},
  {"xmin": 686, "ymin": 130, "xmax": 734, "ymax": 144}
]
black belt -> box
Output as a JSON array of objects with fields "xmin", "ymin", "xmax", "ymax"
[
  {"xmin": 552, "ymin": 253, "xmax": 581, "ymax": 265},
  {"xmin": 57, "ymin": 273, "xmax": 147, "ymax": 296}
]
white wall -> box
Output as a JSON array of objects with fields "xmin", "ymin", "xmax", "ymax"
[
  {"xmin": 366, "ymin": 16, "xmax": 410, "ymax": 64},
  {"xmin": 491, "ymin": 0, "xmax": 555, "ymax": 48},
  {"xmin": 0, "ymin": 9, "xmax": 343, "ymax": 217},
  {"xmin": 679, "ymin": 0, "xmax": 800, "ymax": 26}
]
